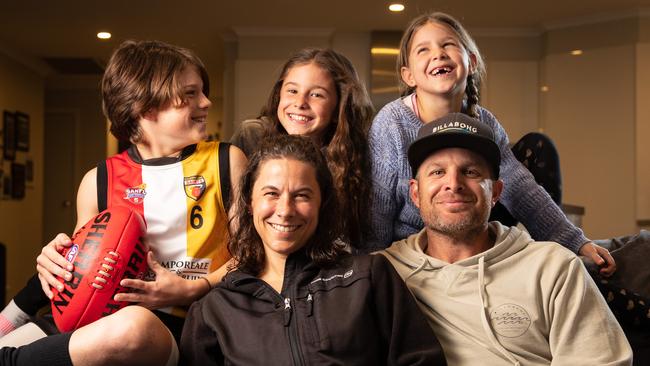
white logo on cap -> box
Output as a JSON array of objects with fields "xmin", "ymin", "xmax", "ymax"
[{"xmin": 432, "ymin": 121, "xmax": 477, "ymax": 134}]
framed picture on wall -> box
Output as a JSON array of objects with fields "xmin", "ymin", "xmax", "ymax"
[
  {"xmin": 2, "ymin": 174, "xmax": 11, "ymax": 199},
  {"xmin": 15, "ymin": 112, "xmax": 29, "ymax": 152},
  {"xmin": 25, "ymin": 159, "xmax": 33, "ymax": 182},
  {"xmin": 11, "ymin": 163, "xmax": 25, "ymax": 199},
  {"xmin": 3, "ymin": 111, "xmax": 16, "ymax": 161}
]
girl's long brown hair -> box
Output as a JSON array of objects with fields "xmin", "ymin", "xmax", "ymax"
[{"xmin": 260, "ymin": 48, "xmax": 374, "ymax": 246}]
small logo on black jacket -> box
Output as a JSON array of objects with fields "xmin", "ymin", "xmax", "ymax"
[{"xmin": 310, "ymin": 269, "xmax": 353, "ymax": 284}]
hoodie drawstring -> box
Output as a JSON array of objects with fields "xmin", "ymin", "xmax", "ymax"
[
  {"xmin": 406, "ymin": 257, "xmax": 428, "ymax": 281},
  {"xmin": 477, "ymin": 256, "xmax": 521, "ymax": 366}
]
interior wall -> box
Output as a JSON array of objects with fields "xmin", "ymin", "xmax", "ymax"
[
  {"xmin": 636, "ymin": 38, "xmax": 650, "ymax": 223},
  {"xmin": 234, "ymin": 59, "xmax": 283, "ymax": 123},
  {"xmin": 221, "ymin": 39, "xmax": 238, "ymax": 140},
  {"xmin": 482, "ymin": 60, "xmax": 539, "ymax": 141},
  {"xmin": 639, "ymin": 16, "xmax": 650, "ymax": 222},
  {"xmin": 461, "ymin": 34, "xmax": 542, "ymax": 141},
  {"xmin": 0, "ymin": 52, "xmax": 45, "ymax": 301},
  {"xmin": 541, "ymin": 43, "xmax": 637, "ymax": 238},
  {"xmin": 331, "ymin": 32, "xmax": 372, "ymax": 90},
  {"xmin": 197, "ymin": 45, "xmax": 226, "ymax": 141}
]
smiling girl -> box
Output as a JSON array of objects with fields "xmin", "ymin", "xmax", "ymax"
[
  {"xmin": 366, "ymin": 12, "xmax": 615, "ymax": 273},
  {"xmin": 231, "ymin": 48, "xmax": 374, "ymax": 246}
]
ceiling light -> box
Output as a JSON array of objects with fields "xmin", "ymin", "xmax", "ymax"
[
  {"xmin": 388, "ymin": 3, "xmax": 405, "ymax": 12},
  {"xmin": 97, "ymin": 32, "xmax": 112, "ymax": 40},
  {"xmin": 540, "ymin": 86, "xmax": 549, "ymax": 92},
  {"xmin": 570, "ymin": 49, "xmax": 583, "ymax": 56},
  {"xmin": 371, "ymin": 47, "xmax": 400, "ymax": 55}
]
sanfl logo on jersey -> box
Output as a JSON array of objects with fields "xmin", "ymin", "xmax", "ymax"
[
  {"xmin": 184, "ymin": 175, "xmax": 206, "ymax": 201},
  {"xmin": 124, "ymin": 183, "xmax": 147, "ymax": 204}
]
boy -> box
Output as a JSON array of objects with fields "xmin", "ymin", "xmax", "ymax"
[{"xmin": 0, "ymin": 40, "xmax": 246, "ymax": 365}]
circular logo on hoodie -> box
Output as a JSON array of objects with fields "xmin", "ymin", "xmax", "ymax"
[{"xmin": 490, "ymin": 303, "xmax": 531, "ymax": 338}]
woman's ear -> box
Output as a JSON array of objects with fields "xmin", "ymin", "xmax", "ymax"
[{"xmin": 400, "ymin": 66, "xmax": 417, "ymax": 88}]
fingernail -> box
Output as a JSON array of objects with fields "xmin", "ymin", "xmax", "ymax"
[
  {"xmin": 65, "ymin": 272, "xmax": 72, "ymax": 280},
  {"xmin": 58, "ymin": 284, "xmax": 64, "ymax": 291},
  {"xmin": 67, "ymin": 264, "xmax": 74, "ymax": 271}
]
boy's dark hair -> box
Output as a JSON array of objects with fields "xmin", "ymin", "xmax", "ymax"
[
  {"xmin": 229, "ymin": 134, "xmax": 345, "ymax": 275},
  {"xmin": 101, "ymin": 40, "xmax": 209, "ymax": 143}
]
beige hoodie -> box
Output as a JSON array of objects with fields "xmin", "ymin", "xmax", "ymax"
[{"xmin": 380, "ymin": 222, "xmax": 632, "ymax": 366}]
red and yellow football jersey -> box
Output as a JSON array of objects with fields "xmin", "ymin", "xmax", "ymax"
[{"xmin": 99, "ymin": 141, "xmax": 231, "ymax": 315}]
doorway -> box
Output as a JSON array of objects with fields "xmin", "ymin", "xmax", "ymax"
[{"xmin": 42, "ymin": 110, "xmax": 78, "ymax": 240}]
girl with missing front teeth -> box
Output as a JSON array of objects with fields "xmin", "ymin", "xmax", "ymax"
[
  {"xmin": 232, "ymin": 48, "xmax": 374, "ymax": 247},
  {"xmin": 366, "ymin": 12, "xmax": 616, "ymax": 273}
]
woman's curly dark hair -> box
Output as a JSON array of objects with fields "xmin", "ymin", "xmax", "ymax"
[
  {"xmin": 260, "ymin": 48, "xmax": 374, "ymax": 246},
  {"xmin": 229, "ymin": 134, "xmax": 345, "ymax": 276}
]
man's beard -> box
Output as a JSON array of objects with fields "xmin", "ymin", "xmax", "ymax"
[{"xmin": 423, "ymin": 204, "xmax": 490, "ymax": 242}]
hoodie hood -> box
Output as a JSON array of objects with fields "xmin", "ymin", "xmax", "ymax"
[{"xmin": 383, "ymin": 222, "xmax": 531, "ymax": 273}]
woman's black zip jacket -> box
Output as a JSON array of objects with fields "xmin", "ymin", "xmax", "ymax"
[{"xmin": 180, "ymin": 251, "xmax": 446, "ymax": 365}]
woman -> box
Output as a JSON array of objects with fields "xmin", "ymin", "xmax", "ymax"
[
  {"xmin": 231, "ymin": 48, "xmax": 373, "ymax": 247},
  {"xmin": 180, "ymin": 134, "xmax": 445, "ymax": 365}
]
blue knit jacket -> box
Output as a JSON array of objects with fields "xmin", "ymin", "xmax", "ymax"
[{"xmin": 365, "ymin": 97, "xmax": 588, "ymax": 253}]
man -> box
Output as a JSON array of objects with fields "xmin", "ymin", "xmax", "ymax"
[{"xmin": 380, "ymin": 113, "xmax": 632, "ymax": 365}]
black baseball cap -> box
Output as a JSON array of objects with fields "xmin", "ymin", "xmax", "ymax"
[{"xmin": 407, "ymin": 113, "xmax": 501, "ymax": 178}]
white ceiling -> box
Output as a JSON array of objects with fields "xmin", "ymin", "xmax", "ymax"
[
  {"xmin": 1, "ymin": 0, "xmax": 649, "ymax": 62},
  {"xmin": 1, "ymin": 0, "xmax": 649, "ymax": 101}
]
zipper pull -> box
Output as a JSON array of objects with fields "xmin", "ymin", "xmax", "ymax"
[
  {"xmin": 307, "ymin": 293, "xmax": 313, "ymax": 316},
  {"xmin": 283, "ymin": 297, "xmax": 292, "ymax": 326}
]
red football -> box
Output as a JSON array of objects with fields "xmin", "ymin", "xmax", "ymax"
[{"xmin": 51, "ymin": 206, "xmax": 148, "ymax": 332}]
